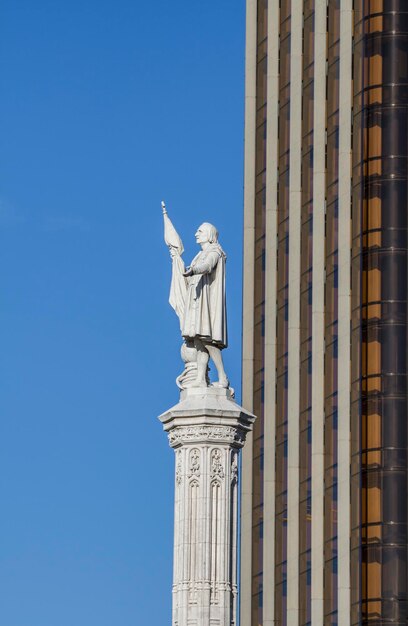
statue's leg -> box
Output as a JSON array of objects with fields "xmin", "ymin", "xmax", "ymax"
[
  {"xmin": 206, "ymin": 344, "xmax": 229, "ymax": 388},
  {"xmin": 193, "ymin": 338, "xmax": 209, "ymax": 387}
]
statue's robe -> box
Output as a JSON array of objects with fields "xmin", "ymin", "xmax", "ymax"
[{"xmin": 182, "ymin": 243, "xmax": 227, "ymax": 349}]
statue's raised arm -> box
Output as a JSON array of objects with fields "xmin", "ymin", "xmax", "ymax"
[
  {"xmin": 162, "ymin": 201, "xmax": 184, "ymax": 254},
  {"xmin": 162, "ymin": 202, "xmax": 229, "ymax": 390}
]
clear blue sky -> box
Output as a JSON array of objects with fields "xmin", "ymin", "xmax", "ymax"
[{"xmin": 0, "ymin": 1, "xmax": 246, "ymax": 624}]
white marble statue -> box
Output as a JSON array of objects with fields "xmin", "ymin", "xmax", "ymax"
[{"xmin": 162, "ymin": 201, "xmax": 229, "ymax": 389}]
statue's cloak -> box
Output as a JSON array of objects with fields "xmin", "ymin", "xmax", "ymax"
[{"xmin": 182, "ymin": 243, "xmax": 227, "ymax": 349}]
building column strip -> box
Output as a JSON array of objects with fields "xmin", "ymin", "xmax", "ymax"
[
  {"xmin": 310, "ymin": 3, "xmax": 327, "ymax": 624},
  {"xmin": 262, "ymin": 1, "xmax": 280, "ymax": 624},
  {"xmin": 286, "ymin": 1, "xmax": 303, "ymax": 623},
  {"xmin": 337, "ymin": 2, "xmax": 353, "ymax": 624},
  {"xmin": 241, "ymin": 0, "xmax": 258, "ymax": 623}
]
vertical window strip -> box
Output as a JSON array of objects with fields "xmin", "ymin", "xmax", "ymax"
[
  {"xmin": 298, "ymin": 2, "xmax": 315, "ymax": 625},
  {"xmin": 262, "ymin": 0, "xmax": 281, "ymax": 621},
  {"xmin": 324, "ymin": 0, "xmax": 340, "ymax": 623},
  {"xmin": 251, "ymin": 0, "xmax": 268, "ymax": 623},
  {"xmin": 274, "ymin": 1, "xmax": 291, "ymax": 623},
  {"xmin": 286, "ymin": 0, "xmax": 303, "ymax": 622}
]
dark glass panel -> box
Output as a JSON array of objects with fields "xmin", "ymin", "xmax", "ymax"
[
  {"xmin": 256, "ymin": 0, "xmax": 268, "ymax": 43},
  {"xmin": 299, "ymin": 5, "xmax": 314, "ymax": 625},
  {"xmin": 251, "ymin": 2, "xmax": 268, "ymax": 622},
  {"xmin": 274, "ymin": 4, "xmax": 291, "ymax": 625},
  {"xmin": 353, "ymin": 1, "xmax": 408, "ymax": 622},
  {"xmin": 324, "ymin": 2, "xmax": 340, "ymax": 621}
]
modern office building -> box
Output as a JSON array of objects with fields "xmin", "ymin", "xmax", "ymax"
[{"xmin": 241, "ymin": 1, "xmax": 408, "ymax": 624}]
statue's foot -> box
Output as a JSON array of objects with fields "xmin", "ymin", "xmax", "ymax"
[{"xmin": 213, "ymin": 376, "xmax": 229, "ymax": 389}]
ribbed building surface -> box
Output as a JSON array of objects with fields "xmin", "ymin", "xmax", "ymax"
[{"xmin": 241, "ymin": 2, "xmax": 408, "ymax": 624}]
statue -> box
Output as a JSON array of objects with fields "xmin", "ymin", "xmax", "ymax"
[{"xmin": 162, "ymin": 201, "xmax": 229, "ymax": 389}]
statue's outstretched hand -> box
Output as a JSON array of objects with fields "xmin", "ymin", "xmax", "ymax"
[{"xmin": 183, "ymin": 267, "xmax": 194, "ymax": 277}]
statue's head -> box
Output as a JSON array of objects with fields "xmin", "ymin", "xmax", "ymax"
[{"xmin": 195, "ymin": 222, "xmax": 219, "ymax": 245}]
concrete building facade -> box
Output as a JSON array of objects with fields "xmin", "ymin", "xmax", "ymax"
[{"xmin": 241, "ymin": 1, "xmax": 408, "ymax": 624}]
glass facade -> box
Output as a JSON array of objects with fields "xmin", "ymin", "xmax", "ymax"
[
  {"xmin": 243, "ymin": 1, "xmax": 408, "ymax": 624},
  {"xmin": 352, "ymin": 1, "xmax": 408, "ymax": 623},
  {"xmin": 298, "ymin": 2, "xmax": 314, "ymax": 625},
  {"xmin": 251, "ymin": 0, "xmax": 268, "ymax": 623},
  {"xmin": 275, "ymin": 2, "xmax": 291, "ymax": 624},
  {"xmin": 324, "ymin": 1, "xmax": 340, "ymax": 623}
]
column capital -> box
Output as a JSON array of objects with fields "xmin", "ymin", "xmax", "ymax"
[{"xmin": 158, "ymin": 387, "xmax": 256, "ymax": 449}]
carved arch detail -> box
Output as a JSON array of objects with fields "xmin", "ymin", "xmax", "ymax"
[
  {"xmin": 188, "ymin": 448, "xmax": 201, "ymax": 478},
  {"xmin": 210, "ymin": 448, "xmax": 225, "ymax": 480}
]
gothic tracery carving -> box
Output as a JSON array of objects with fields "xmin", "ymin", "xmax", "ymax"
[
  {"xmin": 176, "ymin": 452, "xmax": 182, "ymax": 485},
  {"xmin": 231, "ymin": 453, "xmax": 238, "ymax": 483},
  {"xmin": 168, "ymin": 425, "xmax": 245, "ymax": 447}
]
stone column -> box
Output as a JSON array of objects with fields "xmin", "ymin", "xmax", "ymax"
[{"xmin": 159, "ymin": 387, "xmax": 255, "ymax": 626}]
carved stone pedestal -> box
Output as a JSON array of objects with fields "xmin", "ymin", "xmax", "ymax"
[{"xmin": 159, "ymin": 387, "xmax": 255, "ymax": 626}]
